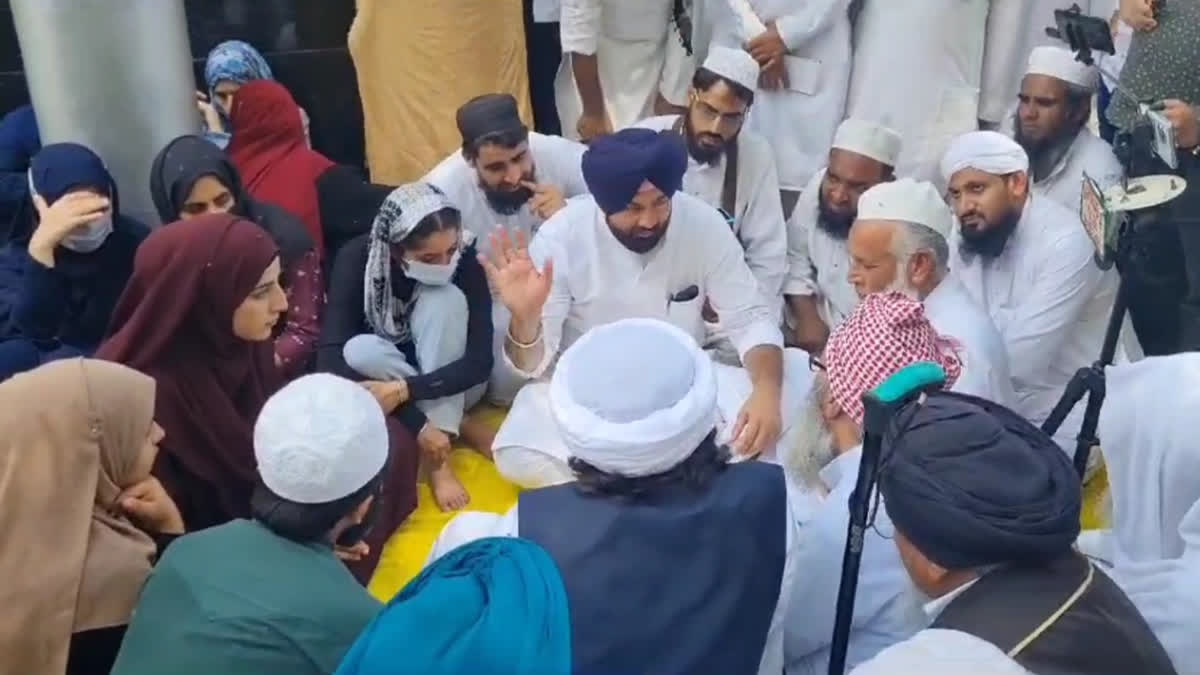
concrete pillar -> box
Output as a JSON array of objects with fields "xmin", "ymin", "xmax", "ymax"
[{"xmin": 11, "ymin": 0, "xmax": 199, "ymax": 226}]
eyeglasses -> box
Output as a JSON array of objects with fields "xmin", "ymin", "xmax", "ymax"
[{"xmin": 808, "ymin": 353, "xmax": 827, "ymax": 372}]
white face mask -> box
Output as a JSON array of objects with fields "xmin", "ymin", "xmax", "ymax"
[
  {"xmin": 60, "ymin": 214, "xmax": 114, "ymax": 253},
  {"xmin": 405, "ymin": 247, "xmax": 461, "ymax": 286}
]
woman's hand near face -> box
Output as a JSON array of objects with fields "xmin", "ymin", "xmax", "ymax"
[
  {"xmin": 119, "ymin": 477, "xmax": 185, "ymax": 535},
  {"xmin": 28, "ymin": 193, "xmax": 110, "ymax": 267}
]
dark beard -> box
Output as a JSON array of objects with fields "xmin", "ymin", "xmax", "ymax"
[
  {"xmin": 683, "ymin": 114, "xmax": 729, "ymax": 165},
  {"xmin": 958, "ymin": 206, "xmax": 1022, "ymax": 262},
  {"xmin": 815, "ymin": 188, "xmax": 855, "ymax": 240},
  {"xmin": 608, "ymin": 220, "xmax": 668, "ymax": 253},
  {"xmin": 482, "ymin": 183, "xmax": 534, "ymax": 215},
  {"xmin": 1014, "ymin": 117, "xmax": 1085, "ymax": 183}
]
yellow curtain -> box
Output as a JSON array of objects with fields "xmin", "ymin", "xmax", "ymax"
[{"xmin": 348, "ymin": 0, "xmax": 534, "ymax": 184}]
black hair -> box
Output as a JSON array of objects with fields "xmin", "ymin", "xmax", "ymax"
[
  {"xmin": 692, "ymin": 67, "xmax": 755, "ymax": 106},
  {"xmin": 399, "ymin": 206, "xmax": 462, "ymax": 251},
  {"xmin": 568, "ymin": 431, "xmax": 730, "ymax": 500},
  {"xmin": 250, "ymin": 471, "xmax": 384, "ymax": 543},
  {"xmin": 462, "ymin": 126, "xmax": 531, "ymax": 161}
]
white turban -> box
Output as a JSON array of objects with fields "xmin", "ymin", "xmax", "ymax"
[
  {"xmin": 702, "ymin": 46, "xmax": 760, "ymax": 94},
  {"xmin": 833, "ymin": 118, "xmax": 903, "ymax": 167},
  {"xmin": 254, "ymin": 373, "xmax": 389, "ymax": 504},
  {"xmin": 940, "ymin": 131, "xmax": 1030, "ymax": 183},
  {"xmin": 1027, "ymin": 46, "xmax": 1099, "ymax": 92},
  {"xmin": 857, "ymin": 178, "xmax": 954, "ymax": 241},
  {"xmin": 550, "ymin": 318, "xmax": 718, "ymax": 477}
]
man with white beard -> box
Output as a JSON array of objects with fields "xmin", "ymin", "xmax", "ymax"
[
  {"xmin": 781, "ymin": 291, "xmax": 965, "ymax": 675},
  {"xmin": 845, "ymin": 178, "xmax": 1016, "ymax": 406},
  {"xmin": 784, "ymin": 119, "xmax": 901, "ymax": 353}
]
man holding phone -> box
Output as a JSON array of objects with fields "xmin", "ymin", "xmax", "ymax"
[
  {"xmin": 112, "ymin": 374, "xmax": 386, "ymax": 675},
  {"xmin": 1107, "ymin": 0, "xmax": 1200, "ymax": 354}
]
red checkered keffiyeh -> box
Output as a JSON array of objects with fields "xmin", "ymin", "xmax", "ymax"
[{"xmin": 824, "ymin": 291, "xmax": 963, "ymax": 426}]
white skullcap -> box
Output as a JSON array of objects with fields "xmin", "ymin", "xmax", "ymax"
[
  {"xmin": 701, "ymin": 46, "xmax": 761, "ymax": 93},
  {"xmin": 254, "ymin": 373, "xmax": 389, "ymax": 504},
  {"xmin": 832, "ymin": 118, "xmax": 903, "ymax": 167},
  {"xmin": 857, "ymin": 178, "xmax": 954, "ymax": 241},
  {"xmin": 1026, "ymin": 46, "xmax": 1099, "ymax": 91},
  {"xmin": 550, "ymin": 318, "xmax": 718, "ymax": 477},
  {"xmin": 940, "ymin": 131, "xmax": 1030, "ymax": 183}
]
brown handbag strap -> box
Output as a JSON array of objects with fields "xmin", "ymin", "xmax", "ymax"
[{"xmin": 670, "ymin": 116, "xmax": 738, "ymax": 225}]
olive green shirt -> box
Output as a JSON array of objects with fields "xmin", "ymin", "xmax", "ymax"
[
  {"xmin": 111, "ymin": 519, "xmax": 381, "ymax": 675},
  {"xmin": 1107, "ymin": 0, "xmax": 1200, "ymax": 129}
]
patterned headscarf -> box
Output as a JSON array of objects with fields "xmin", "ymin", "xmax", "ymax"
[
  {"xmin": 823, "ymin": 291, "xmax": 963, "ymax": 426},
  {"xmin": 364, "ymin": 182, "xmax": 457, "ymax": 343},
  {"xmin": 204, "ymin": 40, "xmax": 274, "ymax": 116}
]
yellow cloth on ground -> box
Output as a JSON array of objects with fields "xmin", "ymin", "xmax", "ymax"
[
  {"xmin": 347, "ymin": 0, "xmax": 533, "ymax": 184},
  {"xmin": 368, "ymin": 405, "xmax": 519, "ymax": 602}
]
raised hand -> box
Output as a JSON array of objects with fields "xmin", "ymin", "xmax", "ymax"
[
  {"xmin": 523, "ymin": 181, "xmax": 567, "ymax": 220},
  {"xmin": 479, "ymin": 227, "xmax": 554, "ymax": 323},
  {"xmin": 28, "ymin": 192, "xmax": 110, "ymax": 267}
]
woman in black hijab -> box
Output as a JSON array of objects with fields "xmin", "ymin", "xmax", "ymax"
[{"xmin": 149, "ymin": 134, "xmax": 322, "ymax": 379}]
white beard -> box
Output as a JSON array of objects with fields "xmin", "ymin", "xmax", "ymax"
[
  {"xmin": 781, "ymin": 383, "xmax": 837, "ymax": 492},
  {"xmin": 885, "ymin": 275, "xmax": 920, "ymax": 300}
]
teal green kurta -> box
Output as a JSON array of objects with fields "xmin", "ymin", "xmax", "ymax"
[{"xmin": 112, "ymin": 519, "xmax": 381, "ymax": 675}]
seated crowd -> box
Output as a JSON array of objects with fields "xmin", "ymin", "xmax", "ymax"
[{"xmin": 0, "ymin": 37, "xmax": 1195, "ymax": 675}]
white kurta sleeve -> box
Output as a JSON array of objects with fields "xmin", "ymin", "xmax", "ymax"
[
  {"xmin": 1003, "ymin": 228, "xmax": 1106, "ymax": 387},
  {"xmin": 427, "ymin": 506, "xmax": 520, "ymax": 564},
  {"xmin": 560, "ymin": 0, "xmax": 602, "ymax": 55},
  {"xmin": 703, "ymin": 209, "xmax": 785, "ymax": 357},
  {"xmin": 783, "ymin": 214, "xmax": 819, "ymax": 297},
  {"xmin": 738, "ymin": 140, "xmax": 788, "ymax": 301},
  {"xmin": 546, "ymin": 135, "xmax": 590, "ymax": 198},
  {"xmin": 784, "ymin": 449, "xmax": 922, "ymax": 670},
  {"xmin": 725, "ymin": 0, "xmax": 769, "ymax": 41},
  {"xmin": 500, "ymin": 217, "xmax": 572, "ymax": 380},
  {"xmin": 774, "ymin": 0, "xmax": 851, "ymax": 50},
  {"xmin": 850, "ymin": 629, "xmax": 1032, "ymax": 675}
]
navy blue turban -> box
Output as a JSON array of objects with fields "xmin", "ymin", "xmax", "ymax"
[
  {"xmin": 582, "ymin": 128, "xmax": 687, "ymax": 215},
  {"xmin": 879, "ymin": 392, "xmax": 1081, "ymax": 571}
]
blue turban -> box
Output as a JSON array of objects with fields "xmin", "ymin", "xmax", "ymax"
[
  {"xmin": 335, "ymin": 538, "xmax": 572, "ymax": 675},
  {"xmin": 879, "ymin": 392, "xmax": 1081, "ymax": 571},
  {"xmin": 582, "ymin": 128, "xmax": 687, "ymax": 215}
]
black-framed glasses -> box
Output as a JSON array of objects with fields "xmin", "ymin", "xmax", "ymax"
[{"xmin": 808, "ymin": 353, "xmax": 827, "ymax": 372}]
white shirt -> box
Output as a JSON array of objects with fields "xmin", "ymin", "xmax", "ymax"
[
  {"xmin": 923, "ymin": 276, "xmax": 1019, "ymax": 408},
  {"xmin": 784, "ymin": 446, "xmax": 926, "ymax": 675},
  {"xmin": 634, "ymin": 114, "xmax": 788, "ymax": 302},
  {"xmin": 430, "ymin": 480, "xmax": 802, "ymax": 675},
  {"xmin": 783, "ymin": 169, "xmax": 858, "ymax": 329},
  {"xmin": 948, "ymin": 195, "xmax": 1119, "ymax": 450},
  {"xmin": 847, "ymin": 0, "xmax": 990, "ymax": 184},
  {"xmin": 424, "ymin": 132, "xmax": 589, "ymax": 255},
  {"xmin": 1035, "ymin": 129, "xmax": 1124, "ymax": 215},
  {"xmin": 556, "ymin": 0, "xmax": 695, "ymax": 140},
  {"xmin": 850, "ymin": 578, "xmax": 1032, "ymax": 674},
  {"xmin": 505, "ymin": 191, "xmax": 783, "ymax": 380},
  {"xmin": 699, "ymin": 0, "xmax": 852, "ymax": 190}
]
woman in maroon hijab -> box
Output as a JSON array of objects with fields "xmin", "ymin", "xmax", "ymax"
[
  {"xmin": 227, "ymin": 80, "xmax": 333, "ymax": 259},
  {"xmin": 98, "ymin": 214, "xmax": 420, "ymax": 580}
]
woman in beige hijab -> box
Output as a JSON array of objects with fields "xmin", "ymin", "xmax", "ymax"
[{"xmin": 0, "ymin": 358, "xmax": 184, "ymax": 675}]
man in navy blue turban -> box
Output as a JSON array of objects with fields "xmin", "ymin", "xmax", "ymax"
[
  {"xmin": 581, "ymin": 128, "xmax": 688, "ymax": 253},
  {"xmin": 855, "ymin": 392, "xmax": 1176, "ymax": 675}
]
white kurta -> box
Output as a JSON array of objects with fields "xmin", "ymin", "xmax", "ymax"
[
  {"xmin": 979, "ymin": 1, "xmax": 1108, "ymax": 124},
  {"xmin": 1034, "ymin": 129, "xmax": 1124, "ymax": 215},
  {"xmin": 783, "ymin": 446, "xmax": 925, "ymax": 675},
  {"xmin": 556, "ymin": 0, "xmax": 695, "ymax": 140},
  {"xmin": 700, "ymin": 0, "xmax": 852, "ymax": 190},
  {"xmin": 783, "ymin": 169, "xmax": 858, "ymax": 329},
  {"xmin": 634, "ymin": 114, "xmax": 788, "ymax": 303},
  {"xmin": 423, "ymin": 131, "xmax": 590, "ymax": 255},
  {"xmin": 850, "ymin": 628, "xmax": 1031, "ymax": 675},
  {"xmin": 1079, "ymin": 355, "xmax": 1200, "ymax": 674},
  {"xmin": 492, "ymin": 192, "xmax": 812, "ymax": 481},
  {"xmin": 847, "ymin": 0, "xmax": 990, "ymax": 184},
  {"xmin": 948, "ymin": 195, "xmax": 1119, "ymax": 451},
  {"xmin": 429, "ymin": 484, "xmax": 801, "ymax": 675},
  {"xmin": 923, "ymin": 276, "xmax": 1018, "ymax": 408}
]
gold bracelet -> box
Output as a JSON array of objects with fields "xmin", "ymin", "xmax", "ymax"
[{"xmin": 506, "ymin": 325, "xmax": 543, "ymax": 349}]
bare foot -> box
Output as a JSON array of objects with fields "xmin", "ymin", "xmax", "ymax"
[
  {"xmin": 459, "ymin": 412, "xmax": 497, "ymax": 459},
  {"xmin": 429, "ymin": 462, "xmax": 470, "ymax": 511}
]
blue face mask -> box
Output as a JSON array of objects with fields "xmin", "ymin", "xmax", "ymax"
[{"xmin": 60, "ymin": 214, "xmax": 114, "ymax": 253}]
